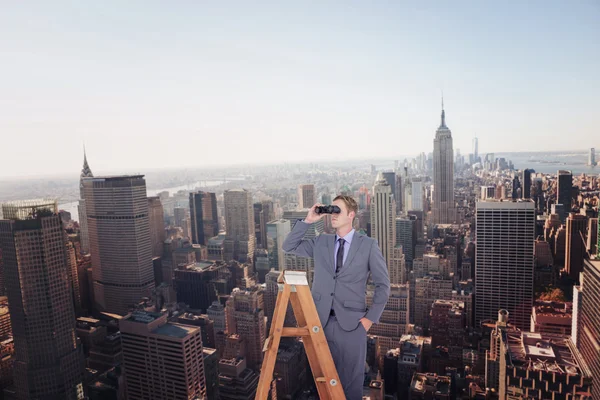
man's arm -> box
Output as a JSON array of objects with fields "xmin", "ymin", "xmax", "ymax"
[
  {"xmin": 281, "ymin": 220, "xmax": 317, "ymax": 258},
  {"xmin": 364, "ymin": 240, "xmax": 391, "ymax": 324}
]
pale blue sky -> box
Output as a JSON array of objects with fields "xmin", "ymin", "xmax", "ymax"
[{"xmin": 1, "ymin": 1, "xmax": 598, "ymax": 177}]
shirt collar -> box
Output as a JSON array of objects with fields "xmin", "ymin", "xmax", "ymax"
[{"xmin": 336, "ymin": 228, "xmax": 355, "ymax": 244}]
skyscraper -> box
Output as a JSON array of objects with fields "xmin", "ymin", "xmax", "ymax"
[
  {"xmin": 557, "ymin": 170, "xmax": 573, "ymax": 214},
  {"xmin": 432, "ymin": 103, "xmax": 456, "ymax": 224},
  {"xmin": 389, "ymin": 246, "xmax": 406, "ymax": 284},
  {"xmin": 565, "ymin": 212, "xmax": 587, "ymax": 281},
  {"xmin": 395, "ymin": 217, "xmax": 416, "ymax": 263},
  {"xmin": 395, "ymin": 174, "xmax": 403, "ymax": 214},
  {"xmin": 226, "ymin": 287, "xmax": 266, "ymax": 370},
  {"xmin": 266, "ymin": 219, "xmax": 290, "ymax": 271},
  {"xmin": 589, "ymin": 148, "xmax": 596, "ymax": 166},
  {"xmin": 371, "ymin": 172, "xmax": 396, "ymax": 264},
  {"xmin": 411, "ymin": 178, "xmax": 423, "ymax": 211},
  {"xmin": 0, "ymin": 199, "xmax": 85, "ymax": 399},
  {"xmin": 577, "ymin": 258, "xmax": 600, "ymax": 396},
  {"xmin": 297, "ymin": 184, "xmax": 316, "ymax": 209},
  {"xmin": 521, "ymin": 169, "xmax": 532, "ymax": 199},
  {"xmin": 223, "ymin": 189, "xmax": 256, "ymax": 263},
  {"xmin": 382, "ymin": 171, "xmax": 396, "ymax": 201},
  {"xmin": 190, "ymin": 191, "xmax": 218, "ymax": 246},
  {"xmin": 84, "ymin": 175, "xmax": 155, "ymax": 315},
  {"xmin": 120, "ymin": 310, "xmax": 206, "ymax": 399},
  {"xmin": 475, "ymin": 200, "xmax": 535, "ymax": 330},
  {"xmin": 253, "ymin": 203, "xmax": 266, "ymax": 249},
  {"xmin": 472, "ymin": 136, "xmax": 479, "ymax": 161},
  {"xmin": 77, "ymin": 149, "xmax": 93, "ymax": 254},
  {"xmin": 147, "ymin": 196, "xmax": 166, "ymax": 257}
]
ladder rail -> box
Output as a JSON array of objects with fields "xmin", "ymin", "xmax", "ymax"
[{"xmin": 255, "ymin": 270, "xmax": 346, "ymax": 400}]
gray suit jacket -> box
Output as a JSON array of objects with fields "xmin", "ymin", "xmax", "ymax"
[{"xmin": 282, "ymin": 220, "xmax": 391, "ymax": 332}]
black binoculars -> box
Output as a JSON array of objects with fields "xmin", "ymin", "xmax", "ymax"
[{"xmin": 315, "ymin": 205, "xmax": 341, "ymax": 214}]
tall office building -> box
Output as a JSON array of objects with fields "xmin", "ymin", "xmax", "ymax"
[
  {"xmin": 432, "ymin": 103, "xmax": 456, "ymax": 224},
  {"xmin": 395, "ymin": 217, "xmax": 416, "ymax": 263},
  {"xmin": 148, "ymin": 196, "xmax": 166, "ymax": 257},
  {"xmin": 282, "ymin": 210, "xmax": 324, "ymax": 238},
  {"xmin": 587, "ymin": 218, "xmax": 598, "ymax": 256},
  {"xmin": 414, "ymin": 275, "xmax": 453, "ymax": 327},
  {"xmin": 0, "ymin": 200, "xmax": 85, "ymax": 399},
  {"xmin": 253, "ymin": 202, "xmax": 267, "ymax": 249},
  {"xmin": 84, "ymin": 175, "xmax": 155, "ymax": 315},
  {"xmin": 395, "ymin": 174, "xmax": 403, "ymax": 214},
  {"xmin": 521, "ymin": 169, "xmax": 532, "ymax": 199},
  {"xmin": 173, "ymin": 261, "xmax": 225, "ymax": 312},
  {"xmin": 226, "ymin": 288, "xmax": 266, "ymax": 370},
  {"xmin": 382, "ymin": 172, "xmax": 396, "ymax": 201},
  {"xmin": 589, "ymin": 148, "xmax": 596, "ymax": 166},
  {"xmin": 77, "ymin": 150, "xmax": 93, "ymax": 254},
  {"xmin": 565, "ymin": 213, "xmax": 587, "ymax": 281},
  {"xmin": 367, "ymin": 284, "xmax": 410, "ymax": 340},
  {"xmin": 475, "ymin": 200, "xmax": 535, "ymax": 330},
  {"xmin": 120, "ymin": 311, "xmax": 206, "ymax": 400},
  {"xmin": 190, "ymin": 191, "xmax": 218, "ymax": 246},
  {"xmin": 297, "ymin": 184, "xmax": 316, "ymax": 209},
  {"xmin": 430, "ymin": 300, "xmax": 465, "ymax": 367},
  {"xmin": 481, "ymin": 186, "xmax": 496, "ymax": 200},
  {"xmin": 411, "ymin": 178, "xmax": 423, "ymax": 211},
  {"xmin": 371, "ymin": 172, "xmax": 396, "ymax": 264},
  {"xmin": 389, "ymin": 246, "xmax": 407, "ymax": 284},
  {"xmin": 472, "ymin": 137, "xmax": 479, "ymax": 161},
  {"xmin": 557, "ymin": 170, "xmax": 573, "ymax": 214},
  {"xmin": 266, "ymin": 219, "xmax": 290, "ymax": 271},
  {"xmin": 577, "ymin": 258, "xmax": 600, "ymax": 396},
  {"xmin": 223, "ymin": 189, "xmax": 255, "ymax": 263}
]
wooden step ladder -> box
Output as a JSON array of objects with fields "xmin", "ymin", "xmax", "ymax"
[{"xmin": 256, "ymin": 270, "xmax": 346, "ymax": 400}]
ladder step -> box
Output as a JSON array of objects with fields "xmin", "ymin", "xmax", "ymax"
[{"xmin": 281, "ymin": 327, "xmax": 309, "ymax": 337}]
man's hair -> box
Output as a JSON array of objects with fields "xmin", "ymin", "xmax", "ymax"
[{"xmin": 333, "ymin": 195, "xmax": 358, "ymax": 215}]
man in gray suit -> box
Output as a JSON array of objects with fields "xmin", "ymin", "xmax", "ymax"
[{"xmin": 282, "ymin": 195, "xmax": 390, "ymax": 400}]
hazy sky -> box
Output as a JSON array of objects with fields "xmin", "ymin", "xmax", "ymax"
[{"xmin": 1, "ymin": 1, "xmax": 599, "ymax": 178}]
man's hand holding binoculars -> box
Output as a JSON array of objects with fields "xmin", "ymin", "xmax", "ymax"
[{"xmin": 305, "ymin": 203, "xmax": 341, "ymax": 224}]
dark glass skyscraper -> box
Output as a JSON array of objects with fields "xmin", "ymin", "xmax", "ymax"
[
  {"xmin": 382, "ymin": 171, "xmax": 396, "ymax": 201},
  {"xmin": 557, "ymin": 170, "xmax": 572, "ymax": 213},
  {"xmin": 521, "ymin": 168, "xmax": 532, "ymax": 199},
  {"xmin": 0, "ymin": 200, "xmax": 85, "ymax": 399},
  {"xmin": 190, "ymin": 191, "xmax": 218, "ymax": 246}
]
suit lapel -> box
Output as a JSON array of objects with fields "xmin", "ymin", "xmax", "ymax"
[
  {"xmin": 325, "ymin": 234, "xmax": 335, "ymax": 276},
  {"xmin": 339, "ymin": 233, "xmax": 364, "ymax": 276}
]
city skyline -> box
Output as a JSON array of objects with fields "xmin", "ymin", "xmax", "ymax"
[
  {"xmin": 1, "ymin": 2, "xmax": 599, "ymax": 178},
  {"xmin": 0, "ymin": 3, "xmax": 599, "ymax": 398}
]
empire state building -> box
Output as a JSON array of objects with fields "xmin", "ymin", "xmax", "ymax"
[{"xmin": 432, "ymin": 102, "xmax": 456, "ymax": 224}]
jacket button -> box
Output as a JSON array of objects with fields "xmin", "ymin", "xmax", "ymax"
[{"xmin": 330, "ymin": 293, "xmax": 334, "ymax": 296}]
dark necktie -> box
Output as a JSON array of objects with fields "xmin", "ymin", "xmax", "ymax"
[{"xmin": 336, "ymin": 238, "xmax": 345, "ymax": 274}]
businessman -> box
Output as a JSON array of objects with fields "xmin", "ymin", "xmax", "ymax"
[{"xmin": 282, "ymin": 195, "xmax": 390, "ymax": 400}]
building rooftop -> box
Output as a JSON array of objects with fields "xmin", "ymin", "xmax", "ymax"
[
  {"xmin": 153, "ymin": 323, "xmax": 198, "ymax": 339},
  {"xmin": 410, "ymin": 373, "xmax": 451, "ymax": 395},
  {"xmin": 178, "ymin": 261, "xmax": 218, "ymax": 272},
  {"xmin": 87, "ymin": 175, "xmax": 144, "ymax": 181},
  {"xmin": 532, "ymin": 301, "xmax": 572, "ymax": 319},
  {"xmin": 505, "ymin": 331, "xmax": 591, "ymax": 376},
  {"xmin": 1, "ymin": 199, "xmax": 58, "ymax": 220},
  {"xmin": 128, "ymin": 310, "xmax": 163, "ymax": 324}
]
